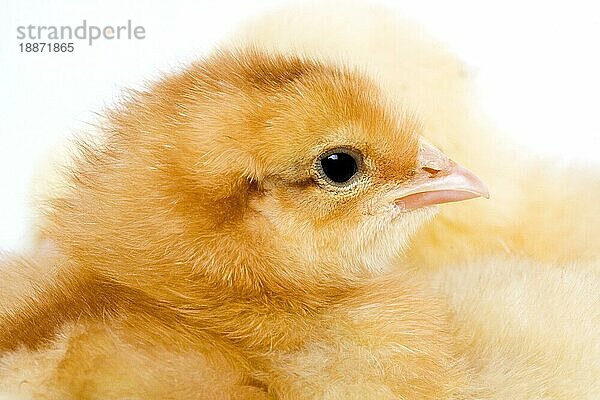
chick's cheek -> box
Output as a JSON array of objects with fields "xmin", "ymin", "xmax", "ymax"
[{"xmin": 246, "ymin": 186, "xmax": 377, "ymax": 273}]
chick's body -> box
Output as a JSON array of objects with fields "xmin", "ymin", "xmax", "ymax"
[{"xmin": 0, "ymin": 51, "xmax": 475, "ymax": 399}]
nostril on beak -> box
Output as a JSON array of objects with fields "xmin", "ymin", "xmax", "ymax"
[{"xmin": 422, "ymin": 166, "xmax": 441, "ymax": 176}]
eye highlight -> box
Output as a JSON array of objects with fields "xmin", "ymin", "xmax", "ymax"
[{"xmin": 316, "ymin": 148, "xmax": 362, "ymax": 186}]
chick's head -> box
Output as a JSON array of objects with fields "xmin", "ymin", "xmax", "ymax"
[
  {"xmin": 50, "ymin": 50, "xmax": 487, "ymax": 295},
  {"xmin": 160, "ymin": 50, "xmax": 488, "ymax": 287}
]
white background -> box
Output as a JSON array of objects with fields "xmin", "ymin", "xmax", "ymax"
[{"xmin": 1, "ymin": 0, "xmax": 599, "ymax": 251}]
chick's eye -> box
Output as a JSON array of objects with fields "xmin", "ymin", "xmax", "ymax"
[{"xmin": 318, "ymin": 150, "xmax": 360, "ymax": 185}]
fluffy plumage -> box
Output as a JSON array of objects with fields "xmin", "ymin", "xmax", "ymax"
[
  {"xmin": 1, "ymin": 3, "xmax": 599, "ymax": 399},
  {"xmin": 1, "ymin": 49, "xmax": 479, "ymax": 398}
]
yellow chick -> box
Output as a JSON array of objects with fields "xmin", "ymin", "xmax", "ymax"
[
  {"xmin": 3, "ymin": 3, "xmax": 599, "ymax": 399},
  {"xmin": 1, "ymin": 50, "xmax": 488, "ymax": 399}
]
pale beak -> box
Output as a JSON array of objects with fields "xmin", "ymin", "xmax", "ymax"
[{"xmin": 394, "ymin": 139, "xmax": 489, "ymax": 211}]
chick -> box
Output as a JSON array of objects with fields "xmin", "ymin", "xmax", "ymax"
[{"xmin": 0, "ymin": 50, "xmax": 488, "ymax": 399}]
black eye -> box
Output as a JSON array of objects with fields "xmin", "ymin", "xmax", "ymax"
[{"xmin": 319, "ymin": 149, "xmax": 360, "ymax": 185}]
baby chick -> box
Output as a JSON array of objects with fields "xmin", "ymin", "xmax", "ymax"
[{"xmin": 0, "ymin": 50, "xmax": 488, "ymax": 399}]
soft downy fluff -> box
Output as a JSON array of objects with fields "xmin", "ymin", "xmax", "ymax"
[{"xmin": 1, "ymin": 2, "xmax": 599, "ymax": 399}]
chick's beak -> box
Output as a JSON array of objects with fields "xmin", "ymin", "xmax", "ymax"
[{"xmin": 394, "ymin": 139, "xmax": 489, "ymax": 211}]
